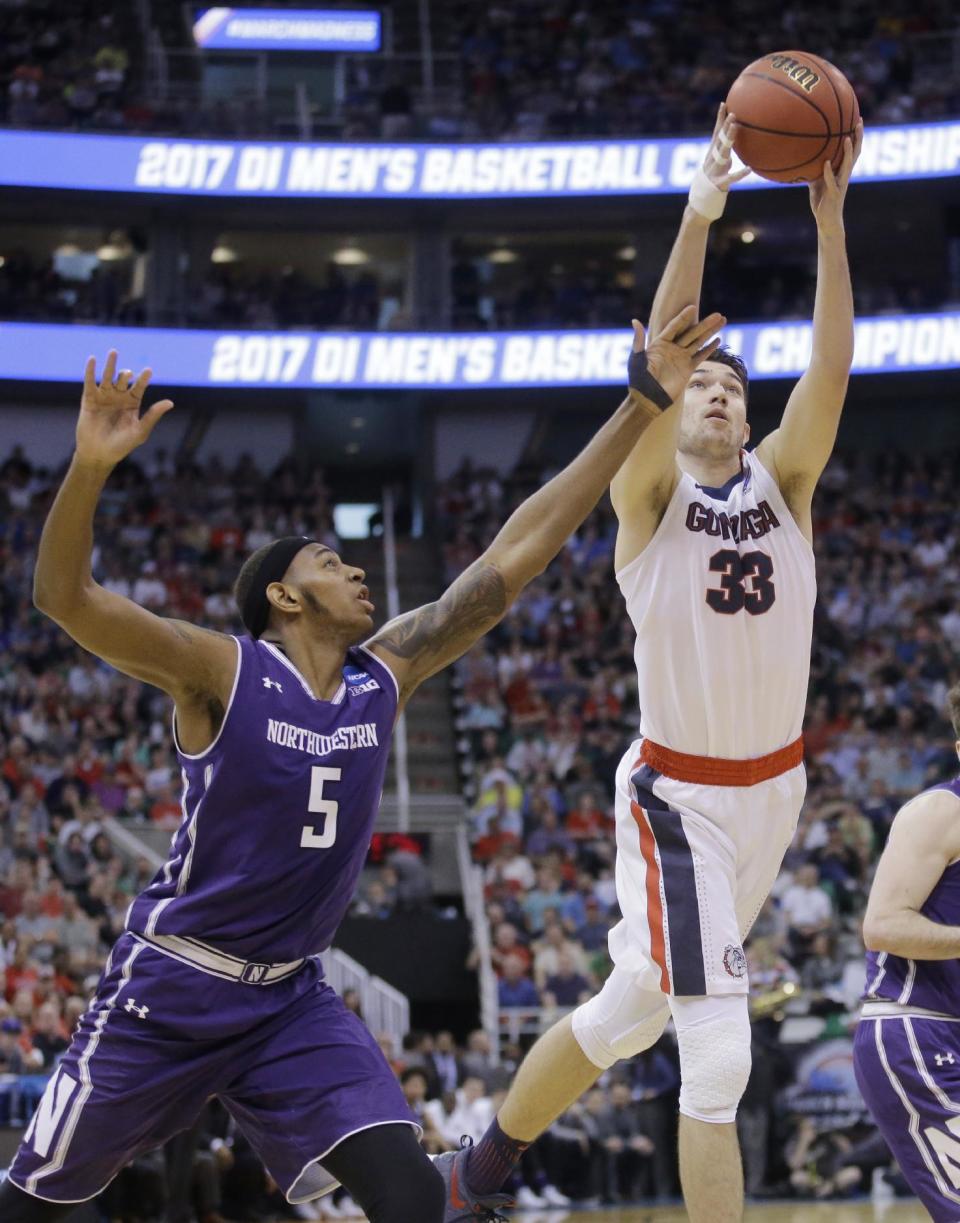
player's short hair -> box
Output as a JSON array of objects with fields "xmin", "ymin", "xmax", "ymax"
[
  {"xmin": 233, "ymin": 541, "xmax": 276, "ymax": 623},
  {"xmin": 948, "ymin": 683, "xmax": 960, "ymax": 738},
  {"xmin": 703, "ymin": 345, "xmax": 749, "ymax": 402}
]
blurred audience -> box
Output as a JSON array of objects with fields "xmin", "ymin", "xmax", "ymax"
[{"xmin": 3, "ymin": 0, "xmax": 958, "ymax": 141}]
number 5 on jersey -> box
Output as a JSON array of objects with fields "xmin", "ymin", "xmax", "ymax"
[{"xmin": 301, "ymin": 766, "xmax": 341, "ymax": 848}]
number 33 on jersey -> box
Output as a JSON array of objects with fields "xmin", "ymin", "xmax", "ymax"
[
  {"xmin": 126, "ymin": 638, "xmax": 398, "ymax": 964},
  {"xmin": 617, "ymin": 450, "xmax": 816, "ymax": 760}
]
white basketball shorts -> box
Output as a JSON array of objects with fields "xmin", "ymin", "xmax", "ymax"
[{"xmin": 608, "ymin": 736, "xmax": 806, "ymax": 997}]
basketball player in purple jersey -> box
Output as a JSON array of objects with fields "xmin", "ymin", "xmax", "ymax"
[
  {"xmin": 0, "ymin": 312, "xmax": 724, "ymax": 1223},
  {"xmin": 855, "ymin": 685, "xmax": 960, "ymax": 1221}
]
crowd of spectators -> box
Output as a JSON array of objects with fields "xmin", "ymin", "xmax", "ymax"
[
  {"xmin": 2, "ymin": 239, "xmax": 944, "ymax": 333},
  {"xmin": 3, "ymin": 0, "xmax": 958, "ymax": 141},
  {"xmin": 0, "ymin": 250, "xmax": 143, "ymax": 327},
  {"xmin": 1, "ymin": 0, "xmax": 132, "ymax": 133},
  {"xmin": 441, "ymin": 443, "xmax": 958, "ymax": 1197},
  {"xmin": 444, "ymin": 0, "xmax": 960, "ymax": 141},
  {"xmin": 0, "ymin": 251, "xmax": 392, "ymax": 332},
  {"xmin": 187, "ymin": 265, "xmax": 387, "ymax": 331},
  {"xmin": 452, "ymin": 249, "xmax": 945, "ymax": 333}
]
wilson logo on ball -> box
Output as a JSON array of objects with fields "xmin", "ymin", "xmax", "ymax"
[{"xmin": 768, "ymin": 54, "xmax": 821, "ymax": 93}]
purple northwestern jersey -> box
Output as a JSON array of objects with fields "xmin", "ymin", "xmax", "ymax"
[
  {"xmin": 126, "ymin": 637, "xmax": 397, "ymax": 963},
  {"xmin": 864, "ymin": 776, "xmax": 960, "ymax": 1014}
]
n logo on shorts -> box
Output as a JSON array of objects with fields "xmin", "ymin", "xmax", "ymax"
[{"xmin": 24, "ymin": 1067, "xmax": 79, "ymax": 1158}]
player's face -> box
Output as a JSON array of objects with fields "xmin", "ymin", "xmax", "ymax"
[
  {"xmin": 289, "ymin": 544, "xmax": 374, "ymax": 640},
  {"xmin": 677, "ymin": 361, "xmax": 749, "ymax": 461}
]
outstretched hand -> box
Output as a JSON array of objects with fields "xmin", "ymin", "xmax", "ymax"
[
  {"xmin": 809, "ymin": 119, "xmax": 863, "ymax": 234},
  {"xmin": 76, "ymin": 350, "xmax": 174, "ymax": 469},
  {"xmin": 632, "ymin": 306, "xmax": 727, "ymax": 405},
  {"xmin": 702, "ymin": 103, "xmax": 751, "ymax": 192}
]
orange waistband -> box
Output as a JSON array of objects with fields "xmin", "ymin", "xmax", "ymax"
[{"xmin": 638, "ymin": 736, "xmax": 804, "ymax": 787}]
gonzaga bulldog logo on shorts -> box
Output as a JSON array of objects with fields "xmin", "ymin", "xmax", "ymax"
[{"xmin": 723, "ymin": 944, "xmax": 747, "ymax": 979}]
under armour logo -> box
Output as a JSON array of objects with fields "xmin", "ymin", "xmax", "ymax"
[
  {"xmin": 263, "ymin": 677, "xmax": 283, "ymax": 693},
  {"xmin": 935, "ymin": 1052, "xmax": 956, "ymax": 1066},
  {"xmin": 124, "ymin": 998, "xmax": 149, "ymax": 1020}
]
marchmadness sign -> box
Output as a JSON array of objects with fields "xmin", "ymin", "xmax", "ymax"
[{"xmin": 193, "ymin": 8, "xmax": 382, "ymax": 52}]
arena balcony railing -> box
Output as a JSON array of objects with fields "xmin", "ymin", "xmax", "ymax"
[{"xmin": 137, "ymin": 46, "xmax": 464, "ymax": 142}]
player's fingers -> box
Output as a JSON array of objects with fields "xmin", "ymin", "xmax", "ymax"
[
  {"xmin": 131, "ymin": 367, "xmax": 153, "ymax": 399},
  {"xmin": 630, "ymin": 318, "xmax": 646, "ymax": 353},
  {"xmin": 101, "ymin": 349, "xmax": 118, "ymax": 388},
  {"xmin": 140, "ymin": 399, "xmax": 175, "ymax": 437},
  {"xmin": 692, "ymin": 337, "xmax": 723, "ymax": 364},
  {"xmin": 681, "ymin": 311, "xmax": 726, "ymax": 349},
  {"xmin": 726, "ymin": 165, "xmax": 751, "ymax": 185},
  {"xmin": 83, "ymin": 355, "xmax": 97, "ymax": 398},
  {"xmin": 841, "ymin": 135, "xmax": 854, "ymax": 179},
  {"xmin": 116, "ymin": 369, "xmax": 133, "ymax": 392},
  {"xmin": 657, "ymin": 304, "xmax": 698, "ymax": 342},
  {"xmin": 853, "ymin": 118, "xmax": 864, "ymax": 161}
]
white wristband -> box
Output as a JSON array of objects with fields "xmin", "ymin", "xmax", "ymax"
[{"xmin": 688, "ymin": 168, "xmax": 728, "ymax": 221}]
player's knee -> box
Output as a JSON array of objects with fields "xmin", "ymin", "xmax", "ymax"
[
  {"xmin": 363, "ymin": 1156, "xmax": 445, "ymax": 1223},
  {"xmin": 673, "ymin": 994, "xmax": 751, "ymax": 1124},
  {"xmin": 572, "ymin": 969, "xmax": 669, "ymax": 1069}
]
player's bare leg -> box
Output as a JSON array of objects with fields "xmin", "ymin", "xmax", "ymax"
[
  {"xmin": 670, "ymin": 993, "xmax": 751, "ymax": 1223},
  {"xmin": 679, "ymin": 1116, "xmax": 744, "ymax": 1223},
  {"xmin": 498, "ymin": 1013, "xmax": 602, "ymax": 1138}
]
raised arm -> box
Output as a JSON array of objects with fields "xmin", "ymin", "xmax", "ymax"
[
  {"xmin": 647, "ymin": 107, "xmax": 746, "ymax": 336},
  {"xmin": 755, "ymin": 122, "xmax": 863, "ymax": 538},
  {"xmin": 367, "ymin": 309, "xmax": 725, "ymax": 705},
  {"xmin": 611, "ymin": 106, "xmax": 747, "ymax": 549},
  {"xmin": 862, "ymin": 788, "xmax": 960, "ymax": 960},
  {"xmin": 34, "ymin": 352, "xmax": 237, "ymax": 750}
]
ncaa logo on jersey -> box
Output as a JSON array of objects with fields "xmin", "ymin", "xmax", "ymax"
[{"xmin": 723, "ymin": 944, "xmax": 747, "ymax": 979}]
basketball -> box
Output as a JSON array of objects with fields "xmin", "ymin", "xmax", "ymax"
[{"xmin": 726, "ymin": 50, "xmax": 860, "ymax": 183}]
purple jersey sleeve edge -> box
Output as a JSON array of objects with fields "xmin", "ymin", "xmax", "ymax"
[
  {"xmin": 171, "ymin": 635, "xmax": 243, "ymax": 761},
  {"xmin": 356, "ymin": 643, "xmax": 400, "ymax": 702}
]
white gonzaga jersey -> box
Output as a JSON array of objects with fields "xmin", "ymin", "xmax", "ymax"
[{"xmin": 617, "ymin": 450, "xmax": 816, "ymax": 759}]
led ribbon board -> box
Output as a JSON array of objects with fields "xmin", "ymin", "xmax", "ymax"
[
  {"xmin": 194, "ymin": 7, "xmax": 381, "ymax": 52},
  {"xmin": 1, "ymin": 123, "xmax": 958, "ymax": 197},
  {"xmin": 0, "ymin": 316, "xmax": 957, "ymax": 388}
]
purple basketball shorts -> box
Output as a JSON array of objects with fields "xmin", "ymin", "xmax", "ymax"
[
  {"xmin": 8, "ymin": 933, "xmax": 417, "ymax": 1204},
  {"xmin": 855, "ymin": 1014, "xmax": 960, "ymax": 1223}
]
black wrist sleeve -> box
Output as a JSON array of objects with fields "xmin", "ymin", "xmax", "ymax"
[{"xmin": 627, "ymin": 349, "xmax": 673, "ymax": 411}]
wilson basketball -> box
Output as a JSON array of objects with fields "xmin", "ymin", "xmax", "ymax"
[{"xmin": 726, "ymin": 51, "xmax": 860, "ymax": 183}]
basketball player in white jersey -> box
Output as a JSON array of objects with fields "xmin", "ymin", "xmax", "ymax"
[{"xmin": 439, "ymin": 106, "xmax": 863, "ymax": 1223}]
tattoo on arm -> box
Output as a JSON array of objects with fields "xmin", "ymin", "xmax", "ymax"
[{"xmin": 372, "ymin": 562, "xmax": 507, "ymax": 692}]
